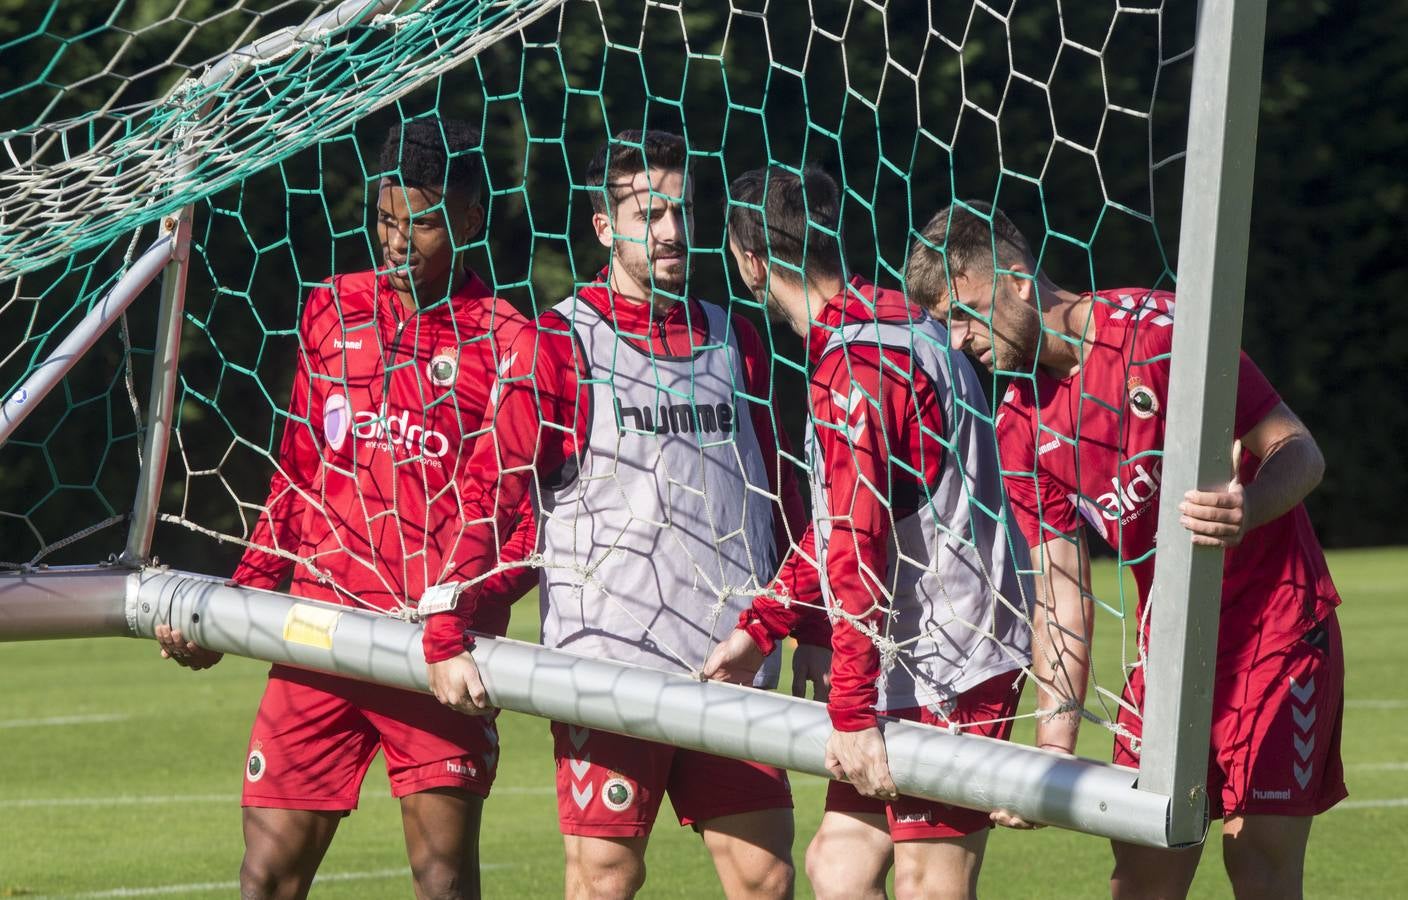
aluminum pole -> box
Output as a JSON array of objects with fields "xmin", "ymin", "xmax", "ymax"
[
  {"xmin": 121, "ymin": 209, "xmax": 193, "ymax": 564},
  {"xmin": 114, "ymin": 568, "xmax": 1174, "ymax": 847},
  {"xmin": 0, "ymin": 567, "xmax": 132, "ymax": 639},
  {"xmin": 0, "ymin": 234, "xmax": 173, "ymax": 448},
  {"xmin": 1141, "ymin": 0, "xmax": 1268, "ymax": 846},
  {"xmin": 196, "ymin": 0, "xmax": 400, "ymax": 91},
  {"xmin": 0, "ymin": 566, "xmax": 1175, "ymax": 845}
]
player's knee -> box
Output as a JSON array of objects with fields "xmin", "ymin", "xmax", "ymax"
[
  {"xmin": 893, "ymin": 858, "xmax": 977, "ymax": 900},
  {"xmin": 1223, "ymin": 856, "xmax": 1281, "ymax": 899},
  {"xmin": 806, "ymin": 831, "xmax": 880, "ymax": 900},
  {"xmin": 568, "ymin": 855, "xmax": 646, "ymax": 900},
  {"xmin": 803, "ymin": 832, "xmax": 839, "ymax": 890},
  {"xmin": 1110, "ymin": 847, "xmax": 1198, "ymax": 900},
  {"xmin": 740, "ymin": 854, "xmax": 794, "ymax": 899},
  {"xmin": 409, "ymin": 857, "xmax": 474, "ymax": 900},
  {"xmin": 1223, "ymin": 836, "xmax": 1302, "ymax": 898},
  {"xmin": 1110, "ymin": 859, "xmax": 1167, "ymax": 899},
  {"xmin": 238, "ymin": 857, "xmax": 308, "ymax": 900}
]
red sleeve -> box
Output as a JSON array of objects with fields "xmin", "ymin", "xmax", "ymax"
[
  {"xmin": 812, "ymin": 347, "xmax": 909, "ymax": 732},
  {"xmin": 1233, "ymin": 352, "xmax": 1281, "ymax": 439},
  {"xmin": 1135, "ymin": 316, "xmax": 1279, "ymax": 451},
  {"xmin": 732, "ymin": 314, "xmax": 808, "ymax": 564},
  {"xmin": 997, "ymin": 383, "xmax": 1080, "ymax": 547},
  {"xmin": 422, "ymin": 315, "xmax": 583, "ymax": 663},
  {"xmin": 741, "ymin": 525, "xmax": 829, "ymax": 653},
  {"xmin": 477, "ymin": 497, "xmax": 538, "ymax": 605},
  {"xmin": 230, "ymin": 290, "xmax": 327, "ymax": 589}
]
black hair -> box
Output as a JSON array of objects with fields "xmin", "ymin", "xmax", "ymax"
[
  {"xmin": 726, "ymin": 165, "xmax": 843, "ymax": 282},
  {"xmin": 585, "ymin": 129, "xmax": 690, "ymax": 215},
  {"xmin": 378, "ymin": 116, "xmax": 484, "ymax": 202}
]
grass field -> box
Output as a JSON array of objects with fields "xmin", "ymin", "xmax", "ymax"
[{"xmin": 1, "ymin": 546, "xmax": 1403, "ymax": 898}]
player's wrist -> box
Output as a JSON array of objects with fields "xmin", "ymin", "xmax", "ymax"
[
  {"xmin": 827, "ymin": 703, "xmax": 877, "ymax": 732},
  {"xmin": 740, "ymin": 620, "xmax": 777, "ymax": 656},
  {"xmin": 739, "ymin": 607, "xmax": 786, "ymax": 656},
  {"xmin": 422, "ymin": 611, "xmax": 474, "ymax": 664}
]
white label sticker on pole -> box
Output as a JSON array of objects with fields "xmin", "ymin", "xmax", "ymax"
[
  {"xmin": 282, "ymin": 603, "xmax": 341, "ymax": 650},
  {"xmin": 418, "ymin": 582, "xmax": 462, "ymax": 616}
]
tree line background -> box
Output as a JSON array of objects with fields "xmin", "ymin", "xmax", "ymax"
[{"xmin": 0, "ymin": 0, "xmax": 1403, "ymax": 573}]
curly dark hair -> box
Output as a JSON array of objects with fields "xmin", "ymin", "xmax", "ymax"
[{"xmin": 378, "ymin": 116, "xmax": 484, "ymax": 202}]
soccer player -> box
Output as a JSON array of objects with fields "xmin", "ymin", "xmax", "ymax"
[
  {"xmin": 156, "ymin": 116, "xmax": 538, "ymax": 900},
  {"xmin": 420, "ymin": 130, "xmax": 809, "ymax": 899},
  {"xmin": 704, "ymin": 167, "xmax": 1034, "ymax": 900},
  {"xmin": 907, "ymin": 201, "xmax": 1346, "ymax": 898}
]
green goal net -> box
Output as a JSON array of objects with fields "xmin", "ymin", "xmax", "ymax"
[{"xmin": 0, "ymin": 0, "xmax": 1199, "ymax": 783}]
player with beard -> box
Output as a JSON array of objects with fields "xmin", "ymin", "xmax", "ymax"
[
  {"xmin": 907, "ymin": 201, "xmax": 1345, "ymax": 899},
  {"xmin": 155, "ymin": 117, "xmax": 537, "ymax": 900},
  {"xmin": 419, "ymin": 130, "xmax": 811, "ymax": 899},
  {"xmin": 705, "ymin": 167, "xmax": 1033, "ymax": 900}
]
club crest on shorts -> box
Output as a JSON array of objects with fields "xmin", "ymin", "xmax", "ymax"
[
  {"xmin": 1127, "ymin": 376, "xmax": 1159, "ymax": 420},
  {"xmin": 601, "ymin": 773, "xmax": 634, "ymax": 812},
  {"xmin": 246, "ymin": 746, "xmax": 267, "ymax": 783},
  {"xmin": 426, "ymin": 346, "xmax": 458, "ymax": 387}
]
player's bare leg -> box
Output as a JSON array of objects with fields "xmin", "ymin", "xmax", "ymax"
[
  {"xmin": 399, "ymin": 787, "xmax": 485, "ymax": 900},
  {"xmin": 698, "ymin": 807, "xmax": 795, "ymax": 898},
  {"xmin": 239, "ymin": 807, "xmax": 342, "ymax": 900},
  {"xmin": 1110, "ymin": 839, "xmax": 1204, "ymax": 899},
  {"xmin": 892, "ymin": 831, "xmax": 989, "ymax": 900},
  {"xmin": 563, "ymin": 834, "xmax": 649, "ymax": 900},
  {"xmin": 805, "ymin": 811, "xmax": 892, "ymax": 900},
  {"xmin": 1221, "ymin": 814, "xmax": 1313, "ymax": 899}
]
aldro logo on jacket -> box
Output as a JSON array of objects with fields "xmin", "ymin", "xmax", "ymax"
[
  {"xmin": 1067, "ymin": 460, "xmax": 1164, "ymax": 541},
  {"xmin": 614, "ymin": 398, "xmax": 736, "ymax": 436},
  {"xmin": 323, "ymin": 392, "xmax": 452, "ymax": 463}
]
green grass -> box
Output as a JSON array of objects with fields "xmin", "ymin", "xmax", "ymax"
[{"xmin": 0, "ymin": 547, "xmax": 1403, "ymax": 897}]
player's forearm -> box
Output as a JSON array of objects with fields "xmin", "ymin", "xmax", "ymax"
[
  {"xmin": 421, "ymin": 514, "xmax": 513, "ymax": 662},
  {"xmin": 742, "ymin": 529, "xmax": 820, "ymax": 652},
  {"xmin": 1242, "ymin": 432, "xmax": 1324, "ymax": 532},
  {"xmin": 780, "ymin": 528, "xmax": 830, "ymax": 646},
  {"xmin": 1029, "ymin": 535, "xmax": 1093, "ymax": 754},
  {"xmin": 442, "ymin": 492, "xmax": 528, "ymax": 599},
  {"xmin": 827, "ymin": 621, "xmax": 881, "ymax": 731},
  {"xmin": 423, "ymin": 528, "xmax": 510, "ymax": 661},
  {"xmin": 822, "ymin": 525, "xmax": 890, "ymax": 730},
  {"xmin": 424, "ymin": 362, "xmax": 565, "ymax": 661},
  {"xmin": 425, "ymin": 465, "xmax": 534, "ymax": 660},
  {"xmin": 478, "ymin": 506, "xmax": 539, "ymax": 607},
  {"xmin": 231, "ymin": 474, "xmax": 302, "ymax": 589}
]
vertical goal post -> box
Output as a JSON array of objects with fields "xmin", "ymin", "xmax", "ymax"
[
  {"xmin": 0, "ymin": 0, "xmax": 1271, "ymax": 850},
  {"xmin": 1142, "ymin": 0, "xmax": 1269, "ymax": 845}
]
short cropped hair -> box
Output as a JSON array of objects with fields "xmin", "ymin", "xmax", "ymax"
[
  {"xmin": 585, "ymin": 129, "xmax": 690, "ymax": 215},
  {"xmin": 726, "ymin": 166, "xmax": 844, "ymax": 283},
  {"xmin": 379, "ymin": 116, "xmax": 484, "ymax": 202},
  {"xmin": 907, "ymin": 201, "xmax": 1033, "ymax": 303}
]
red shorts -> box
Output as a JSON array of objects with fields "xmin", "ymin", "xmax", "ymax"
[
  {"xmin": 552, "ymin": 722, "xmax": 793, "ymax": 838},
  {"xmin": 1115, "ymin": 614, "xmax": 1347, "ymax": 818},
  {"xmin": 825, "ymin": 668, "xmax": 1025, "ymax": 841},
  {"xmin": 242, "ymin": 665, "xmax": 498, "ymax": 811}
]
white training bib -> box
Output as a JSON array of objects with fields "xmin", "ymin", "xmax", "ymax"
[
  {"xmin": 535, "ymin": 296, "xmax": 782, "ymax": 687},
  {"xmin": 808, "ymin": 313, "xmax": 1033, "ymax": 710}
]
